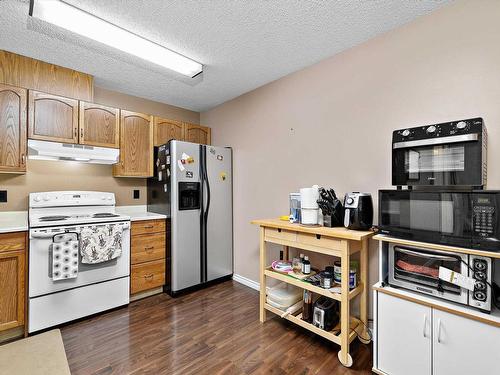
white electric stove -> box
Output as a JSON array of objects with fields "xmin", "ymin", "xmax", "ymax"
[{"xmin": 28, "ymin": 191, "xmax": 131, "ymax": 333}]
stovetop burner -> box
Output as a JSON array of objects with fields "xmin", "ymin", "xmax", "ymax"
[
  {"xmin": 39, "ymin": 215, "xmax": 70, "ymax": 222},
  {"xmin": 92, "ymin": 213, "xmax": 120, "ymax": 218}
]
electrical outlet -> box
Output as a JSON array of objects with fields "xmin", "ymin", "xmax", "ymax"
[
  {"xmin": 0, "ymin": 190, "xmax": 6, "ymax": 202},
  {"xmin": 133, "ymin": 190, "xmax": 140, "ymax": 199}
]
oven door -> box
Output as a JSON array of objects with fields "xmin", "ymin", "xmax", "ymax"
[
  {"xmin": 29, "ymin": 221, "xmax": 130, "ymax": 298},
  {"xmin": 379, "ymin": 190, "xmax": 472, "ymax": 247},
  {"xmin": 392, "ymin": 133, "xmax": 484, "ymax": 186},
  {"xmin": 388, "ymin": 244, "xmax": 468, "ymax": 304}
]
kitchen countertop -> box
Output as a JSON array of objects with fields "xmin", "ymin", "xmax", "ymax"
[
  {"xmin": 0, "ymin": 211, "xmax": 28, "ymax": 233},
  {"xmin": 115, "ymin": 205, "xmax": 168, "ymax": 221}
]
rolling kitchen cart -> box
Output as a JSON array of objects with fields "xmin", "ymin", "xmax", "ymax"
[{"xmin": 252, "ymin": 218, "xmax": 374, "ymax": 367}]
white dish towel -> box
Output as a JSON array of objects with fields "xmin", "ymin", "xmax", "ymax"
[
  {"xmin": 52, "ymin": 233, "xmax": 79, "ymax": 281},
  {"xmin": 80, "ymin": 224, "xmax": 123, "ymax": 264}
]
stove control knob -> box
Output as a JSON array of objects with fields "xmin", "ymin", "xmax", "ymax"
[
  {"xmin": 33, "ymin": 195, "xmax": 42, "ymax": 202},
  {"xmin": 402, "ymin": 129, "xmax": 410, "ymax": 137},
  {"xmin": 456, "ymin": 121, "xmax": 467, "ymax": 130},
  {"xmin": 426, "ymin": 125, "xmax": 437, "ymax": 133},
  {"xmin": 42, "ymin": 195, "xmax": 50, "ymax": 201},
  {"xmin": 101, "ymin": 196, "xmax": 107, "ymax": 200},
  {"xmin": 107, "ymin": 197, "xmax": 113, "ymax": 201}
]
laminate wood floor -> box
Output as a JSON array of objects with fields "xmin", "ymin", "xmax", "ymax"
[{"xmin": 61, "ymin": 281, "xmax": 372, "ymax": 374}]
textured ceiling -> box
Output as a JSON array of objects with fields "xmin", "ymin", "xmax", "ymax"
[{"xmin": 0, "ymin": 0, "xmax": 450, "ymax": 111}]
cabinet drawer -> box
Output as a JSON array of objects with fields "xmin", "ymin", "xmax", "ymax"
[
  {"xmin": 0, "ymin": 232, "xmax": 26, "ymax": 253},
  {"xmin": 131, "ymin": 259, "xmax": 166, "ymax": 294},
  {"xmin": 131, "ymin": 233, "xmax": 165, "ymax": 265},
  {"xmin": 264, "ymin": 227, "xmax": 297, "ymax": 242},
  {"xmin": 297, "ymin": 233, "xmax": 342, "ymax": 250},
  {"xmin": 131, "ymin": 219, "xmax": 165, "ymax": 236}
]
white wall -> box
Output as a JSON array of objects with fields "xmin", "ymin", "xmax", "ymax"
[{"xmin": 201, "ymin": 0, "xmax": 500, "ymax": 314}]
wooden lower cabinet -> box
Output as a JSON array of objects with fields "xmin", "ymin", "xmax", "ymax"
[
  {"xmin": 0, "ymin": 232, "xmax": 26, "ymax": 339},
  {"xmin": 130, "ymin": 219, "xmax": 166, "ymax": 297},
  {"xmin": 131, "ymin": 259, "xmax": 166, "ymax": 294}
]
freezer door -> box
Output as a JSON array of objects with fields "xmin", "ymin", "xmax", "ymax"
[
  {"xmin": 171, "ymin": 141, "xmax": 202, "ymax": 292},
  {"xmin": 204, "ymin": 145, "xmax": 233, "ymax": 281}
]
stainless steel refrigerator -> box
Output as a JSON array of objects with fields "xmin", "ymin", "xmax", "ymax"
[{"xmin": 147, "ymin": 140, "xmax": 233, "ymax": 295}]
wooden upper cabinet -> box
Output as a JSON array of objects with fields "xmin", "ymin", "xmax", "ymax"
[
  {"xmin": 113, "ymin": 110, "xmax": 153, "ymax": 177},
  {"xmin": 153, "ymin": 117, "xmax": 184, "ymax": 146},
  {"xmin": 0, "ymin": 84, "xmax": 27, "ymax": 173},
  {"xmin": 79, "ymin": 102, "xmax": 120, "ymax": 148},
  {"xmin": 184, "ymin": 123, "xmax": 211, "ymax": 145},
  {"xmin": 0, "ymin": 249, "xmax": 25, "ymax": 332},
  {"xmin": 28, "ymin": 90, "xmax": 78, "ymax": 144}
]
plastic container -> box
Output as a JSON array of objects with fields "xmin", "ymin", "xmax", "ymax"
[{"xmin": 266, "ymin": 283, "xmax": 303, "ymax": 310}]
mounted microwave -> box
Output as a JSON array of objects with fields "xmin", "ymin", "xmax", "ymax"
[
  {"xmin": 392, "ymin": 118, "xmax": 486, "ymax": 187},
  {"xmin": 378, "ymin": 190, "xmax": 500, "ymax": 251}
]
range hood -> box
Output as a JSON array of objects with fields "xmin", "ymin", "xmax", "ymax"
[{"xmin": 28, "ymin": 140, "xmax": 119, "ymax": 165}]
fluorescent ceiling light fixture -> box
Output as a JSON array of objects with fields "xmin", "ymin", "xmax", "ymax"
[{"xmin": 29, "ymin": 0, "xmax": 203, "ymax": 77}]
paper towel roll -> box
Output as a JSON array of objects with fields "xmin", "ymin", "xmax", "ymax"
[
  {"xmin": 300, "ymin": 185, "xmax": 319, "ymax": 209},
  {"xmin": 301, "ymin": 208, "xmax": 319, "ymax": 225}
]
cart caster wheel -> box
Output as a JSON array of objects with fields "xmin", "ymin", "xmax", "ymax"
[
  {"xmin": 338, "ymin": 351, "xmax": 353, "ymax": 367},
  {"xmin": 359, "ymin": 335, "xmax": 371, "ymax": 345}
]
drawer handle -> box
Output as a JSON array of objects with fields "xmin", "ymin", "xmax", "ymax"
[
  {"xmin": 144, "ymin": 246, "xmax": 154, "ymax": 251},
  {"xmin": 144, "ymin": 225, "xmax": 154, "ymax": 229},
  {"xmin": 277, "ymin": 228, "xmax": 282, "ymax": 233},
  {"xmin": 144, "ymin": 274, "xmax": 154, "ymax": 280},
  {"xmin": 316, "ymin": 234, "xmax": 321, "ymax": 240}
]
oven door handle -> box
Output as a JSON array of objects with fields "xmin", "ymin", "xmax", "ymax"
[
  {"xmin": 395, "ymin": 247, "xmax": 458, "ymax": 262},
  {"xmin": 393, "ymin": 133, "xmax": 479, "ymax": 149},
  {"xmin": 30, "ymin": 232, "xmax": 69, "ymax": 239}
]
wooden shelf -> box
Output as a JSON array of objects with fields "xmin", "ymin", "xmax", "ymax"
[
  {"xmin": 264, "ymin": 303, "xmax": 359, "ymax": 345},
  {"xmin": 265, "ymin": 268, "xmax": 363, "ymax": 302}
]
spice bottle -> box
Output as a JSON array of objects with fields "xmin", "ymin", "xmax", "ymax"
[
  {"xmin": 302, "ymin": 290, "xmax": 313, "ymax": 323},
  {"xmin": 303, "ymin": 256, "xmax": 311, "ymax": 274}
]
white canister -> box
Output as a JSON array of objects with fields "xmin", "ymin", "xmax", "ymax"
[
  {"xmin": 301, "ymin": 208, "xmax": 319, "ymax": 225},
  {"xmin": 300, "ymin": 185, "xmax": 319, "ymax": 209}
]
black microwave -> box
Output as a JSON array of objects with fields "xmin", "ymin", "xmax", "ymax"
[{"xmin": 378, "ymin": 190, "xmax": 500, "ymax": 251}]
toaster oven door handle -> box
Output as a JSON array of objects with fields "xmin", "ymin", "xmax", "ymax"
[
  {"xmin": 395, "ymin": 247, "xmax": 458, "ymax": 262},
  {"xmin": 393, "ymin": 133, "xmax": 479, "ymax": 149}
]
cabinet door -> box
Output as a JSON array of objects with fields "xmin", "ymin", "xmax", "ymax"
[
  {"xmin": 0, "ymin": 84, "xmax": 27, "ymax": 173},
  {"xmin": 0, "ymin": 250, "xmax": 25, "ymax": 331},
  {"xmin": 433, "ymin": 309, "xmax": 500, "ymax": 375},
  {"xmin": 377, "ymin": 293, "xmax": 431, "ymax": 375},
  {"xmin": 184, "ymin": 123, "xmax": 211, "ymax": 145},
  {"xmin": 153, "ymin": 117, "xmax": 184, "ymax": 146},
  {"xmin": 79, "ymin": 102, "xmax": 120, "ymax": 148},
  {"xmin": 113, "ymin": 110, "xmax": 153, "ymax": 177},
  {"xmin": 28, "ymin": 90, "xmax": 78, "ymax": 143}
]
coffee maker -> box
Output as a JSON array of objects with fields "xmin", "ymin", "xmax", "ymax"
[{"xmin": 343, "ymin": 192, "xmax": 373, "ymax": 230}]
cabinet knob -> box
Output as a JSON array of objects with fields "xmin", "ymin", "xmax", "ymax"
[{"xmin": 21, "ymin": 154, "xmax": 26, "ymax": 165}]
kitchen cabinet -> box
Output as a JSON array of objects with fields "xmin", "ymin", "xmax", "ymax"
[
  {"xmin": 0, "ymin": 232, "xmax": 26, "ymax": 334},
  {"xmin": 28, "ymin": 90, "xmax": 78, "ymax": 144},
  {"xmin": 184, "ymin": 122, "xmax": 211, "ymax": 145},
  {"xmin": 377, "ymin": 292, "xmax": 431, "ymax": 375},
  {"xmin": 433, "ymin": 309, "xmax": 500, "ymax": 375},
  {"xmin": 154, "ymin": 117, "xmax": 184, "ymax": 146},
  {"xmin": 0, "ymin": 84, "xmax": 27, "ymax": 173},
  {"xmin": 113, "ymin": 110, "xmax": 153, "ymax": 177},
  {"xmin": 79, "ymin": 102, "xmax": 120, "ymax": 148},
  {"xmin": 130, "ymin": 219, "xmax": 166, "ymax": 296}
]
